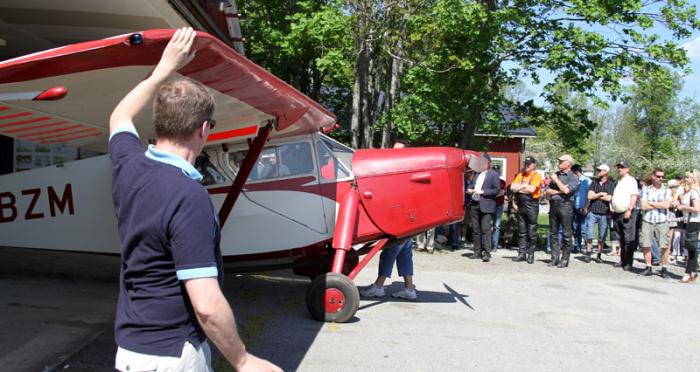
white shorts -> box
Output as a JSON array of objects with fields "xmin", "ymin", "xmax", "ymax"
[{"xmin": 115, "ymin": 341, "xmax": 213, "ymax": 372}]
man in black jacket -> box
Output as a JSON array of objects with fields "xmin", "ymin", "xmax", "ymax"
[
  {"xmin": 467, "ymin": 154, "xmax": 502, "ymax": 262},
  {"xmin": 545, "ymin": 154, "xmax": 580, "ymax": 268}
]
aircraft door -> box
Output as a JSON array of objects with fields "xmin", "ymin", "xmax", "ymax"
[{"xmin": 217, "ymin": 139, "xmax": 329, "ymax": 255}]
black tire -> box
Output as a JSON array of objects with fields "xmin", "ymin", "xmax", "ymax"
[{"xmin": 305, "ymin": 272, "xmax": 359, "ymax": 323}]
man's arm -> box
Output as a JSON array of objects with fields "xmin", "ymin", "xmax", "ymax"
[
  {"xmin": 185, "ymin": 278, "xmax": 281, "ymax": 372},
  {"xmin": 624, "ymin": 194, "xmax": 638, "ymax": 219},
  {"xmin": 109, "ymin": 28, "xmax": 196, "ymax": 137},
  {"xmin": 480, "ymin": 172, "xmax": 502, "ymax": 197},
  {"xmin": 550, "ymin": 174, "xmax": 570, "ymax": 194}
]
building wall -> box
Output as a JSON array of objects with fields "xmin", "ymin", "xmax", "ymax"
[{"xmin": 483, "ymin": 137, "xmax": 523, "ymax": 183}]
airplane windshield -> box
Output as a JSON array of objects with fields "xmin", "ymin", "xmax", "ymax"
[
  {"xmin": 316, "ymin": 140, "xmax": 350, "ymax": 181},
  {"xmin": 320, "ymin": 135, "xmax": 353, "ymax": 171}
]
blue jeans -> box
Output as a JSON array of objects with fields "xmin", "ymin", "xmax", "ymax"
[
  {"xmin": 573, "ymin": 209, "xmax": 588, "ymax": 252},
  {"xmin": 585, "ymin": 213, "xmax": 609, "ymax": 242},
  {"xmin": 651, "ymin": 238, "xmax": 660, "ymax": 262},
  {"xmin": 492, "ymin": 205, "xmax": 504, "ymax": 248},
  {"xmin": 378, "ymin": 239, "xmax": 414, "ymax": 277}
]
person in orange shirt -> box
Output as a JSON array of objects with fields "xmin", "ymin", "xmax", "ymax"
[{"xmin": 510, "ymin": 157, "xmax": 543, "ymax": 264}]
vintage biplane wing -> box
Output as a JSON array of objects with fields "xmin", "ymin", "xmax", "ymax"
[{"xmin": 0, "ymin": 29, "xmax": 337, "ymax": 152}]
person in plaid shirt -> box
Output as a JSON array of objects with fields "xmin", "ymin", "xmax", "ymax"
[{"xmin": 639, "ymin": 167, "xmax": 673, "ymax": 277}]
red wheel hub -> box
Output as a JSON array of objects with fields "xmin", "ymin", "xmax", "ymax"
[{"xmin": 324, "ymin": 288, "xmax": 345, "ymax": 313}]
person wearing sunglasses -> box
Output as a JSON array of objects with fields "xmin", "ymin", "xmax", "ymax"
[{"xmin": 639, "ymin": 168, "xmax": 673, "ymax": 277}]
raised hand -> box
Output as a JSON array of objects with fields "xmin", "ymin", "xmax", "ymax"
[{"xmin": 153, "ymin": 27, "xmax": 197, "ymax": 80}]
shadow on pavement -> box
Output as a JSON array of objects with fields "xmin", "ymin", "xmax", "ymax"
[{"xmin": 358, "ymin": 282, "xmax": 474, "ymax": 312}]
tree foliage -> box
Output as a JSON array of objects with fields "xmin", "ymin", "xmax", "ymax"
[{"xmin": 237, "ymin": 0, "xmax": 700, "ymax": 153}]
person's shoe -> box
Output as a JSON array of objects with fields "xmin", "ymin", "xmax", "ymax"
[
  {"xmin": 651, "ymin": 260, "xmax": 660, "ymax": 266},
  {"xmin": 640, "ymin": 266, "xmax": 653, "ymax": 276},
  {"xmin": 548, "ymin": 257, "xmax": 559, "ymax": 267},
  {"xmin": 557, "ymin": 260, "xmax": 569, "ymax": 268},
  {"xmin": 482, "ymin": 254, "xmax": 491, "ymax": 262},
  {"xmin": 622, "ymin": 265, "xmax": 632, "ymax": 272},
  {"xmin": 360, "ymin": 283, "xmax": 386, "ymax": 298},
  {"xmin": 469, "ymin": 253, "xmax": 482, "ymax": 259},
  {"xmin": 527, "ymin": 254, "xmax": 534, "ymax": 264},
  {"xmin": 584, "ymin": 253, "xmax": 591, "ymax": 263},
  {"xmin": 514, "ymin": 253, "xmax": 527, "ymax": 262},
  {"xmin": 595, "ymin": 253, "xmax": 602, "ymax": 264},
  {"xmin": 391, "ymin": 287, "xmax": 418, "ymax": 300},
  {"xmin": 660, "ymin": 267, "xmax": 668, "ymax": 278},
  {"xmin": 680, "ymin": 274, "xmax": 695, "ymax": 283}
]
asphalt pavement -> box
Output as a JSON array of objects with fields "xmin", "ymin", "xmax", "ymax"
[{"xmin": 1, "ymin": 245, "xmax": 699, "ymax": 371}]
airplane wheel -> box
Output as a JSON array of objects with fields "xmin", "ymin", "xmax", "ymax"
[{"xmin": 305, "ymin": 273, "xmax": 359, "ymax": 323}]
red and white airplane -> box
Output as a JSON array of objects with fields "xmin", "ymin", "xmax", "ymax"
[{"xmin": 0, "ymin": 29, "xmax": 485, "ymax": 322}]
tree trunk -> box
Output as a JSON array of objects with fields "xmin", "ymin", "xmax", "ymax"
[
  {"xmin": 362, "ymin": 47, "xmax": 374, "ymax": 149},
  {"xmin": 382, "ymin": 40, "xmax": 403, "ymax": 148},
  {"xmin": 350, "ymin": 14, "xmax": 367, "ymax": 149}
]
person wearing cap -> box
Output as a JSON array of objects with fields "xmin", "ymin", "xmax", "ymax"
[
  {"xmin": 572, "ymin": 164, "xmax": 592, "ymax": 254},
  {"xmin": 511, "ymin": 156, "xmax": 543, "ymax": 264},
  {"xmin": 467, "ymin": 154, "xmax": 502, "ymax": 262},
  {"xmin": 545, "ymin": 154, "xmax": 580, "ymax": 267},
  {"xmin": 584, "ymin": 164, "xmax": 615, "ymax": 263},
  {"xmin": 639, "ymin": 167, "xmax": 673, "ymax": 277},
  {"xmin": 611, "ymin": 161, "xmax": 639, "ymax": 270}
]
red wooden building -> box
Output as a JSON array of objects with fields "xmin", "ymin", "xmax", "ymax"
[{"xmin": 475, "ymin": 128, "xmax": 537, "ymax": 183}]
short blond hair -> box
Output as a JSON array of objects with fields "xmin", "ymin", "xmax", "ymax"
[{"xmin": 153, "ymin": 78, "xmax": 215, "ymax": 143}]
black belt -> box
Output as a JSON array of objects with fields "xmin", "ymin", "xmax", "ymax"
[{"xmin": 551, "ymin": 199, "xmax": 572, "ymax": 204}]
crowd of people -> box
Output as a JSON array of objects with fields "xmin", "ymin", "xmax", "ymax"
[{"xmin": 366, "ymin": 152, "xmax": 700, "ymax": 301}]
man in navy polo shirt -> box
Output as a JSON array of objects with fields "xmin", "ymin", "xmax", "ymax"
[{"xmin": 109, "ymin": 28, "xmax": 280, "ymax": 372}]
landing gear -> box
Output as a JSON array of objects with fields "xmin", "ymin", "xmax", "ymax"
[{"xmin": 305, "ymin": 272, "xmax": 359, "ymax": 323}]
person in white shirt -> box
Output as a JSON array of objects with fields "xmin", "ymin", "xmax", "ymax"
[
  {"xmin": 673, "ymin": 170, "xmax": 700, "ymax": 283},
  {"xmin": 611, "ymin": 161, "xmax": 639, "ymax": 271}
]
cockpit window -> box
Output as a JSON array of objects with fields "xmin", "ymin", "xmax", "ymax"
[
  {"xmin": 321, "ymin": 136, "xmax": 353, "ymax": 171},
  {"xmin": 195, "ymin": 152, "xmax": 226, "ymax": 186},
  {"xmin": 227, "ymin": 141, "xmax": 315, "ymax": 182}
]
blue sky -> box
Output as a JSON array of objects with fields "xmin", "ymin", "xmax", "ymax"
[{"xmin": 519, "ymin": 1, "xmax": 700, "ymax": 106}]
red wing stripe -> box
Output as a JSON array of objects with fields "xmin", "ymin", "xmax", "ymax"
[
  {"xmin": 0, "ymin": 112, "xmax": 32, "ymax": 121},
  {"xmin": 4, "ymin": 121, "xmax": 68, "ymax": 134},
  {"xmin": 0, "ymin": 106, "xmax": 9, "ymax": 111},
  {"xmin": 42, "ymin": 131, "xmax": 103, "ymax": 144},
  {"xmin": 0, "ymin": 116, "xmax": 51, "ymax": 128},
  {"xmin": 31, "ymin": 128, "xmax": 100, "ymax": 142},
  {"xmin": 18, "ymin": 124, "xmax": 82, "ymax": 139},
  {"xmin": 207, "ymin": 125, "xmax": 258, "ymax": 142}
]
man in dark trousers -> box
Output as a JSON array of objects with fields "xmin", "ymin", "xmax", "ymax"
[
  {"xmin": 545, "ymin": 154, "xmax": 580, "ymax": 268},
  {"xmin": 467, "ymin": 154, "xmax": 502, "ymax": 262},
  {"xmin": 511, "ymin": 157, "xmax": 543, "ymax": 264}
]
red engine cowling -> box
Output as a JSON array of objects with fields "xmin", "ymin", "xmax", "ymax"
[{"xmin": 351, "ymin": 147, "xmax": 472, "ymax": 239}]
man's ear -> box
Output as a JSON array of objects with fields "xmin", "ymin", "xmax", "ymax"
[{"xmin": 199, "ymin": 121, "xmax": 208, "ymax": 139}]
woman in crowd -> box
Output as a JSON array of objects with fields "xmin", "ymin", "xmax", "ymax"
[
  {"xmin": 668, "ymin": 179, "xmax": 684, "ymax": 264},
  {"xmin": 674, "ymin": 170, "xmax": 700, "ymax": 283}
]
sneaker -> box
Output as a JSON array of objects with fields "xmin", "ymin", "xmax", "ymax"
[
  {"xmin": 360, "ymin": 283, "xmax": 385, "ymax": 298},
  {"xmin": 391, "ymin": 287, "xmax": 418, "ymax": 300},
  {"xmin": 640, "ymin": 267, "xmax": 653, "ymax": 276}
]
